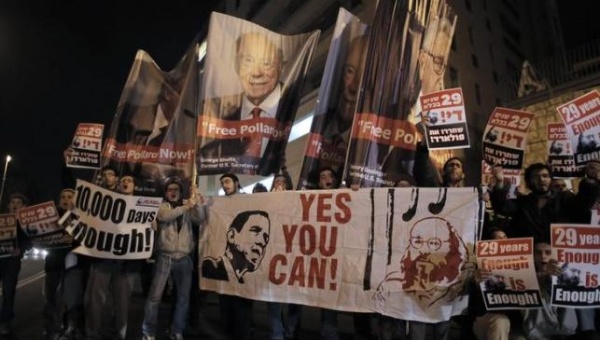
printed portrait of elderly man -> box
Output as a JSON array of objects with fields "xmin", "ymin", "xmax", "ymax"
[
  {"xmin": 199, "ymin": 31, "xmax": 296, "ymax": 175},
  {"xmin": 201, "ymin": 210, "xmax": 271, "ymax": 283}
]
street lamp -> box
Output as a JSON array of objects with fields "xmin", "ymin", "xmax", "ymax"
[{"xmin": 0, "ymin": 155, "xmax": 12, "ymax": 210}]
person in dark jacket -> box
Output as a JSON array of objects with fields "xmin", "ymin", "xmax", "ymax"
[{"xmin": 0, "ymin": 193, "xmax": 32, "ymax": 336}]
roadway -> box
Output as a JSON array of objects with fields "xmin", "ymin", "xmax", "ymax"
[{"xmin": 1, "ymin": 256, "xmax": 364, "ymax": 340}]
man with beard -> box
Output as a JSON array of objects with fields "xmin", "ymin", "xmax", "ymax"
[
  {"xmin": 400, "ymin": 217, "xmax": 463, "ymax": 292},
  {"xmin": 441, "ymin": 157, "xmax": 464, "ymax": 188},
  {"xmin": 491, "ymin": 163, "xmax": 574, "ymax": 243}
]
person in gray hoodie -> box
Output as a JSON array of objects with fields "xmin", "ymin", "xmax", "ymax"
[{"xmin": 142, "ymin": 179, "xmax": 208, "ymax": 340}]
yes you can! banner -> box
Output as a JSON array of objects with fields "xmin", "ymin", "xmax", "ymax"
[
  {"xmin": 65, "ymin": 180, "xmax": 161, "ymax": 259},
  {"xmin": 200, "ymin": 187, "xmax": 481, "ymax": 322}
]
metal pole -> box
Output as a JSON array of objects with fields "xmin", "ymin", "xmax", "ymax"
[{"xmin": 0, "ymin": 155, "xmax": 12, "ymax": 210}]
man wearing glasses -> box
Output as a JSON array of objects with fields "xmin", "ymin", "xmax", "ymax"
[{"xmin": 200, "ymin": 32, "xmax": 290, "ymax": 175}]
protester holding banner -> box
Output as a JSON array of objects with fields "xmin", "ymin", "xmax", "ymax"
[
  {"xmin": 563, "ymin": 168, "xmax": 600, "ymax": 337},
  {"xmin": 85, "ymin": 174, "xmax": 142, "ymax": 340},
  {"xmin": 522, "ymin": 241, "xmax": 578, "ymax": 339},
  {"xmin": 490, "ymin": 164, "xmax": 568, "ymax": 242},
  {"xmin": 142, "ymin": 179, "xmax": 208, "ymax": 340},
  {"xmin": 97, "ymin": 165, "xmax": 119, "ymax": 191},
  {"xmin": 491, "ymin": 163, "xmax": 600, "ymax": 338},
  {"xmin": 201, "ymin": 173, "xmax": 255, "ymax": 340},
  {"xmin": 313, "ymin": 167, "xmax": 343, "ymax": 340},
  {"xmin": 267, "ymin": 169, "xmax": 303, "ymax": 340},
  {"xmin": 468, "ymin": 227, "xmax": 527, "ymax": 340},
  {"xmin": 0, "ymin": 193, "xmax": 31, "ymax": 336},
  {"xmin": 43, "ymin": 188, "xmax": 77, "ymax": 340}
]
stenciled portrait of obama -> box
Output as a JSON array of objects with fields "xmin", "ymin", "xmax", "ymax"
[{"xmin": 201, "ymin": 210, "xmax": 271, "ymax": 284}]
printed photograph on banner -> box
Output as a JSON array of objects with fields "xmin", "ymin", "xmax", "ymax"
[
  {"xmin": 556, "ymin": 90, "xmax": 600, "ymax": 167},
  {"xmin": 547, "ymin": 122, "xmax": 579, "ymax": 178},
  {"xmin": 477, "ymin": 237, "xmax": 542, "ymax": 310},
  {"xmin": 196, "ymin": 12, "xmax": 320, "ymax": 176},
  {"xmin": 420, "ymin": 88, "xmax": 470, "ymax": 150},
  {"xmin": 17, "ymin": 201, "xmax": 72, "ymax": 249},
  {"xmin": 102, "ymin": 42, "xmax": 198, "ymax": 197},
  {"xmin": 66, "ymin": 123, "xmax": 104, "ymax": 169},
  {"xmin": 297, "ymin": 8, "xmax": 368, "ymax": 189},
  {"xmin": 0, "ymin": 213, "xmax": 17, "ymax": 258},
  {"xmin": 66, "ymin": 179, "xmax": 161, "ymax": 260},
  {"xmin": 482, "ymin": 107, "xmax": 534, "ymax": 170},
  {"xmin": 344, "ymin": 0, "xmax": 457, "ymax": 188},
  {"xmin": 481, "ymin": 161, "xmax": 520, "ymax": 199},
  {"xmin": 199, "ymin": 187, "xmax": 480, "ymax": 323},
  {"xmin": 550, "ymin": 224, "xmax": 600, "ymax": 308}
]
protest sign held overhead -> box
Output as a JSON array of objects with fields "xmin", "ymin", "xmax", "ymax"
[
  {"xmin": 420, "ymin": 88, "xmax": 470, "ymax": 150},
  {"xmin": 0, "ymin": 213, "xmax": 17, "ymax": 258},
  {"xmin": 17, "ymin": 201, "xmax": 72, "ymax": 249},
  {"xmin": 64, "ymin": 180, "xmax": 160, "ymax": 260},
  {"xmin": 102, "ymin": 41, "xmax": 198, "ymax": 197},
  {"xmin": 547, "ymin": 122, "xmax": 579, "ymax": 178},
  {"xmin": 551, "ymin": 224, "xmax": 600, "ymax": 308},
  {"xmin": 297, "ymin": 8, "xmax": 368, "ymax": 190},
  {"xmin": 477, "ymin": 237, "xmax": 542, "ymax": 310},
  {"xmin": 482, "ymin": 107, "xmax": 534, "ymax": 170},
  {"xmin": 196, "ymin": 12, "xmax": 320, "ymax": 176},
  {"xmin": 557, "ymin": 90, "xmax": 600, "ymax": 167},
  {"xmin": 66, "ymin": 123, "xmax": 104, "ymax": 169},
  {"xmin": 200, "ymin": 187, "xmax": 480, "ymax": 323},
  {"xmin": 345, "ymin": 0, "xmax": 457, "ymax": 187}
]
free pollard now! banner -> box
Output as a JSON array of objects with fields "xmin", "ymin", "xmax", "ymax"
[
  {"xmin": 200, "ymin": 187, "xmax": 480, "ymax": 323},
  {"xmin": 65, "ymin": 180, "xmax": 160, "ymax": 259},
  {"xmin": 476, "ymin": 237, "xmax": 542, "ymax": 310}
]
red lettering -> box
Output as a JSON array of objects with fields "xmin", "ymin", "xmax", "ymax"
[
  {"xmin": 282, "ymin": 224, "xmax": 298, "ymax": 253},
  {"xmin": 300, "ymin": 194, "xmax": 315, "ymax": 222},
  {"xmin": 319, "ymin": 226, "xmax": 337, "ymax": 256},
  {"xmin": 308, "ymin": 258, "xmax": 326, "ymax": 289},
  {"xmin": 269, "ymin": 255, "xmax": 287, "ymax": 284},
  {"xmin": 334, "ymin": 193, "xmax": 351, "ymax": 224},
  {"xmin": 299, "ymin": 224, "xmax": 316, "ymax": 255},
  {"xmin": 317, "ymin": 194, "xmax": 333, "ymax": 222},
  {"xmin": 289, "ymin": 257, "xmax": 305, "ymax": 287}
]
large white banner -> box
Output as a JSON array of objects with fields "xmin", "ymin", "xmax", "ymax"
[
  {"xmin": 200, "ymin": 187, "xmax": 480, "ymax": 322},
  {"xmin": 65, "ymin": 180, "xmax": 161, "ymax": 259}
]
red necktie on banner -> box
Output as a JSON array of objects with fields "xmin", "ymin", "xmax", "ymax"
[{"xmin": 245, "ymin": 107, "xmax": 262, "ymax": 158}]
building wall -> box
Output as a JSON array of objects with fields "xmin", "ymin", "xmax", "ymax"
[{"xmin": 520, "ymin": 85, "xmax": 600, "ymax": 173}]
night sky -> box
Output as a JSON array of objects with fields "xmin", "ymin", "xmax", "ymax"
[
  {"xmin": 0, "ymin": 1, "xmax": 219, "ymax": 204},
  {"xmin": 0, "ymin": 0, "xmax": 599, "ymax": 206}
]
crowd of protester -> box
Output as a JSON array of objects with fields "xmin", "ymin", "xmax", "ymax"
[{"xmin": 1, "ymin": 145, "xmax": 600, "ymax": 340}]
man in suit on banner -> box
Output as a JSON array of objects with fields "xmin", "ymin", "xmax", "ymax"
[{"xmin": 200, "ymin": 32, "xmax": 296, "ymax": 176}]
